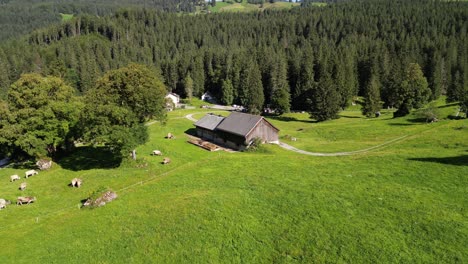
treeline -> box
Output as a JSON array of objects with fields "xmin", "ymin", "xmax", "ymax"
[
  {"xmin": 0, "ymin": 0, "xmax": 202, "ymax": 41},
  {"xmin": 0, "ymin": 0, "xmax": 466, "ymax": 118}
]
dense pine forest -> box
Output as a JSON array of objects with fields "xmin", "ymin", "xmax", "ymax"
[
  {"xmin": 0, "ymin": 0, "xmax": 203, "ymax": 41},
  {"xmin": 0, "ymin": 0, "xmax": 467, "ymax": 118}
]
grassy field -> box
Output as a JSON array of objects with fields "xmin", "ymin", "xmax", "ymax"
[
  {"xmin": 207, "ymin": 0, "xmax": 300, "ymax": 13},
  {"xmin": 0, "ymin": 102, "xmax": 467, "ymax": 263},
  {"xmin": 60, "ymin": 13, "xmax": 74, "ymax": 21}
]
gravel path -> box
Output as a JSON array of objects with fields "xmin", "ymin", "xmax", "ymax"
[{"xmin": 278, "ymin": 135, "xmax": 409, "ymax": 156}]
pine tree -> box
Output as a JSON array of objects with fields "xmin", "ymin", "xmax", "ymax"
[
  {"xmin": 220, "ymin": 79, "xmax": 234, "ymax": 106},
  {"xmin": 362, "ymin": 76, "xmax": 382, "ymax": 117},
  {"xmin": 307, "ymin": 73, "xmax": 341, "ymax": 121},
  {"xmin": 183, "ymin": 72, "xmax": 194, "ymax": 99},
  {"xmin": 246, "ymin": 61, "xmax": 265, "ymax": 114},
  {"xmin": 269, "ymin": 57, "xmax": 290, "ymax": 114}
]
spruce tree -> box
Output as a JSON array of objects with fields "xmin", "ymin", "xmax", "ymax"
[
  {"xmin": 307, "ymin": 73, "xmax": 341, "ymax": 121},
  {"xmin": 362, "ymin": 76, "xmax": 382, "ymax": 117},
  {"xmin": 220, "ymin": 79, "xmax": 234, "ymax": 106}
]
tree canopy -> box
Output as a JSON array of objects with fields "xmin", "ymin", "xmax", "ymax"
[
  {"xmin": 80, "ymin": 64, "xmax": 167, "ymax": 157},
  {"xmin": 0, "ymin": 74, "xmax": 82, "ymax": 158}
]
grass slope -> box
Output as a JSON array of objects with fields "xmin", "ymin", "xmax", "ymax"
[
  {"xmin": 60, "ymin": 13, "xmax": 74, "ymax": 21},
  {"xmin": 0, "ymin": 104, "xmax": 467, "ymax": 263},
  {"xmin": 208, "ymin": 0, "xmax": 300, "ymax": 13}
]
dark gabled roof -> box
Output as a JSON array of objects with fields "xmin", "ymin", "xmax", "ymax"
[
  {"xmin": 216, "ymin": 112, "xmax": 278, "ymax": 137},
  {"xmin": 194, "ymin": 113, "xmax": 225, "ymax": 131}
]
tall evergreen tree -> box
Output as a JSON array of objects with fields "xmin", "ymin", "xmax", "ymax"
[
  {"xmin": 269, "ymin": 56, "xmax": 290, "ymax": 114},
  {"xmin": 307, "ymin": 73, "xmax": 341, "ymax": 121},
  {"xmin": 183, "ymin": 71, "xmax": 194, "ymax": 99},
  {"xmin": 362, "ymin": 75, "xmax": 382, "ymax": 117},
  {"xmin": 220, "ymin": 79, "xmax": 234, "ymax": 106}
]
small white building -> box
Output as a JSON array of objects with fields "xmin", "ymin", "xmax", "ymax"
[
  {"xmin": 165, "ymin": 93, "xmax": 180, "ymax": 105},
  {"xmin": 201, "ymin": 92, "xmax": 217, "ymax": 104}
]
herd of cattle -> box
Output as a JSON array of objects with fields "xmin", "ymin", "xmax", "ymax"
[
  {"xmin": 1, "ymin": 169, "xmax": 83, "ymax": 210},
  {"xmin": 1, "ymin": 133, "xmax": 175, "ymax": 210}
]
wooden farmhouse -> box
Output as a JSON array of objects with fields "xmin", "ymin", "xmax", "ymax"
[{"xmin": 194, "ymin": 112, "xmax": 280, "ymax": 150}]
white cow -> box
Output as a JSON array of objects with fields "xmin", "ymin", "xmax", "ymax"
[
  {"xmin": 0, "ymin": 199, "xmax": 11, "ymax": 209},
  {"xmin": 10, "ymin": 174, "xmax": 20, "ymax": 182},
  {"xmin": 71, "ymin": 178, "xmax": 82, "ymax": 188},
  {"xmin": 25, "ymin": 170, "xmax": 38, "ymax": 178},
  {"xmin": 19, "ymin": 182, "xmax": 27, "ymax": 191},
  {"xmin": 151, "ymin": 150, "xmax": 162, "ymax": 156}
]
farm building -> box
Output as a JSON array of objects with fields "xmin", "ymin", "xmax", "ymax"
[{"xmin": 194, "ymin": 112, "xmax": 280, "ymax": 150}]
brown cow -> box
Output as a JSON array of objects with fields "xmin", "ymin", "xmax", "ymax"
[{"xmin": 17, "ymin": 196, "xmax": 36, "ymax": 205}]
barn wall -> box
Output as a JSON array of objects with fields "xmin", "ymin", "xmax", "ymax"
[
  {"xmin": 246, "ymin": 120, "xmax": 279, "ymax": 144},
  {"xmin": 196, "ymin": 127, "xmax": 217, "ymax": 141}
]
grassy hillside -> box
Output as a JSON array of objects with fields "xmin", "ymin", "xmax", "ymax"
[
  {"xmin": 207, "ymin": 0, "xmax": 300, "ymax": 13},
  {"xmin": 0, "ymin": 103, "xmax": 467, "ymax": 263}
]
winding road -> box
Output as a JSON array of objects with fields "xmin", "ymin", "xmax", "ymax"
[{"xmin": 183, "ymin": 111, "xmax": 409, "ymax": 156}]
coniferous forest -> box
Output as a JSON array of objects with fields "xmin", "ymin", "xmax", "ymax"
[
  {"xmin": 0, "ymin": 0, "xmax": 202, "ymax": 41},
  {"xmin": 0, "ymin": 0, "xmax": 466, "ymax": 120}
]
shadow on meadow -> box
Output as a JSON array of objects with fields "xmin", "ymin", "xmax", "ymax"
[
  {"xmin": 268, "ymin": 115, "xmax": 317, "ymax": 123},
  {"xmin": 409, "ymin": 155, "xmax": 468, "ymax": 166},
  {"xmin": 339, "ymin": 115, "xmax": 363, "ymax": 119},
  {"xmin": 55, "ymin": 146, "xmax": 122, "ymax": 171},
  {"xmin": 184, "ymin": 128, "xmax": 198, "ymax": 136}
]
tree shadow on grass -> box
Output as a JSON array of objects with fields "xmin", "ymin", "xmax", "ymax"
[
  {"xmin": 268, "ymin": 116, "xmax": 317, "ymax": 123},
  {"xmin": 55, "ymin": 146, "xmax": 122, "ymax": 171},
  {"xmin": 409, "ymin": 155, "xmax": 468, "ymax": 166},
  {"xmin": 387, "ymin": 123, "xmax": 414, "ymax": 126},
  {"xmin": 339, "ymin": 115, "xmax": 363, "ymax": 119}
]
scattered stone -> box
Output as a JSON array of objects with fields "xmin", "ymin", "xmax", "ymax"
[
  {"xmin": 83, "ymin": 191, "xmax": 117, "ymax": 208},
  {"xmin": 36, "ymin": 159, "xmax": 52, "ymax": 170}
]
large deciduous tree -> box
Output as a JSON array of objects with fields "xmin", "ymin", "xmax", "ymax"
[
  {"xmin": 0, "ymin": 74, "xmax": 82, "ymax": 158},
  {"xmin": 80, "ymin": 64, "xmax": 167, "ymax": 158}
]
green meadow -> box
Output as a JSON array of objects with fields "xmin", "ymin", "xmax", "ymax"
[
  {"xmin": 60, "ymin": 13, "xmax": 74, "ymax": 21},
  {"xmin": 207, "ymin": 0, "xmax": 300, "ymax": 13},
  {"xmin": 0, "ymin": 102, "xmax": 467, "ymax": 263}
]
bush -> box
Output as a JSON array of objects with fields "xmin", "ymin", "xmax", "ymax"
[
  {"xmin": 245, "ymin": 137, "xmax": 263, "ymax": 152},
  {"xmin": 421, "ymin": 103, "xmax": 442, "ymax": 122}
]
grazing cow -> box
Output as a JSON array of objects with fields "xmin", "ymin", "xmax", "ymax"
[
  {"xmin": 71, "ymin": 178, "xmax": 82, "ymax": 188},
  {"xmin": 151, "ymin": 150, "xmax": 162, "ymax": 156},
  {"xmin": 162, "ymin": 157, "xmax": 171, "ymax": 165},
  {"xmin": 16, "ymin": 196, "xmax": 36, "ymax": 205},
  {"xmin": 10, "ymin": 174, "xmax": 20, "ymax": 182},
  {"xmin": 25, "ymin": 170, "xmax": 38, "ymax": 178},
  {"xmin": 0, "ymin": 199, "xmax": 11, "ymax": 210},
  {"xmin": 166, "ymin": 133, "xmax": 175, "ymax": 139},
  {"xmin": 19, "ymin": 182, "xmax": 27, "ymax": 191}
]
